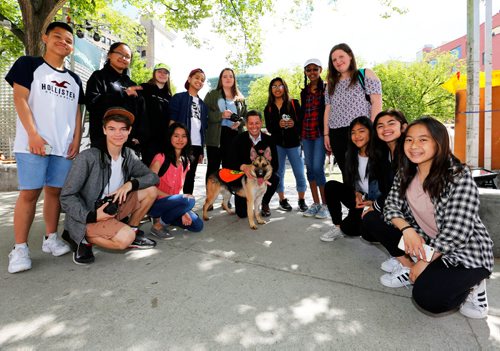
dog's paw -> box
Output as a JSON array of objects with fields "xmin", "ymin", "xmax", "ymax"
[
  {"xmin": 257, "ymin": 219, "xmax": 266, "ymax": 225},
  {"xmin": 250, "ymin": 225, "xmax": 258, "ymax": 230},
  {"xmin": 203, "ymin": 215, "xmax": 210, "ymax": 221}
]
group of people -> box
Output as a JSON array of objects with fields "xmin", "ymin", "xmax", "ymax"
[{"xmin": 5, "ymin": 22, "xmax": 494, "ymax": 321}]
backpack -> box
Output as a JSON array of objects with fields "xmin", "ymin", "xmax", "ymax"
[{"xmin": 357, "ymin": 68, "xmax": 371, "ymax": 103}]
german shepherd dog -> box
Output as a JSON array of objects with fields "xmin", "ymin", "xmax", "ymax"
[{"xmin": 203, "ymin": 147, "xmax": 273, "ymax": 229}]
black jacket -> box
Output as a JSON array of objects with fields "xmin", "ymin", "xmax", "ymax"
[
  {"xmin": 140, "ymin": 82, "xmax": 171, "ymax": 165},
  {"xmin": 264, "ymin": 99, "xmax": 301, "ymax": 148},
  {"xmin": 229, "ymin": 131, "xmax": 279, "ymax": 172},
  {"xmin": 86, "ymin": 63, "xmax": 148, "ymax": 150}
]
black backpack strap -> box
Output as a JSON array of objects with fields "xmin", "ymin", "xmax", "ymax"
[{"xmin": 357, "ymin": 68, "xmax": 371, "ymax": 103}]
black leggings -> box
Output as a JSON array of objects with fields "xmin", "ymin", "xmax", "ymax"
[
  {"xmin": 183, "ymin": 145, "xmax": 203, "ymax": 195},
  {"xmin": 206, "ymin": 127, "xmax": 238, "ymax": 183},
  {"xmin": 235, "ymin": 172, "xmax": 279, "ymax": 218},
  {"xmin": 329, "ymin": 127, "xmax": 349, "ymax": 181},
  {"xmin": 413, "ymin": 259, "xmax": 490, "ymax": 314},
  {"xmin": 361, "ymin": 211, "xmax": 405, "ymax": 256},
  {"xmin": 324, "ymin": 180, "xmax": 363, "ymax": 236}
]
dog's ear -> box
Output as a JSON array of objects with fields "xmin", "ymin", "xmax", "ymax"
[
  {"xmin": 250, "ymin": 147, "xmax": 257, "ymax": 161},
  {"xmin": 264, "ymin": 147, "xmax": 272, "ymax": 161}
]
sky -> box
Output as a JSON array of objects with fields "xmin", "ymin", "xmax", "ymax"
[{"xmin": 120, "ymin": 0, "xmax": 500, "ymax": 93}]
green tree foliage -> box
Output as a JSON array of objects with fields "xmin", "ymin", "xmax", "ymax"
[
  {"xmin": 374, "ymin": 52, "xmax": 463, "ymax": 122},
  {"xmin": 129, "ymin": 55, "xmax": 152, "ymax": 84},
  {"xmin": 1, "ymin": 0, "xmax": 409, "ymax": 71},
  {"xmin": 0, "ymin": 0, "xmax": 25, "ymax": 72}
]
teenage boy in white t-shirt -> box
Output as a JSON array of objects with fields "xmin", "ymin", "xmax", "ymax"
[
  {"xmin": 60, "ymin": 108, "xmax": 159, "ymax": 265},
  {"xmin": 4, "ymin": 22, "xmax": 84, "ymax": 273}
]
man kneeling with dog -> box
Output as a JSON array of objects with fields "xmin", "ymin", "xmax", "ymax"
[{"xmin": 229, "ymin": 110, "xmax": 279, "ymax": 219}]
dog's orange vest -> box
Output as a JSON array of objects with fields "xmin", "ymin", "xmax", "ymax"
[{"xmin": 219, "ymin": 168, "xmax": 245, "ymax": 183}]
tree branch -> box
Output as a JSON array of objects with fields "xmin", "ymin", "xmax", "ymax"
[{"xmin": 0, "ymin": 12, "xmax": 25, "ymax": 44}]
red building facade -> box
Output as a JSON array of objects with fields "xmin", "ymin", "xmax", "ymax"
[{"xmin": 431, "ymin": 11, "xmax": 500, "ymax": 69}]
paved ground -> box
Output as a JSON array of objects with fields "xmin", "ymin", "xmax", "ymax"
[{"xmin": 0, "ymin": 164, "xmax": 499, "ymax": 350}]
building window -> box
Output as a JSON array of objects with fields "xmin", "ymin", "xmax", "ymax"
[{"xmin": 450, "ymin": 45, "xmax": 462, "ymax": 59}]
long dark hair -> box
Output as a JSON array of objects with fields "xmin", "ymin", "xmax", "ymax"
[
  {"xmin": 267, "ymin": 77, "xmax": 290, "ymax": 108},
  {"xmin": 303, "ymin": 72, "xmax": 325, "ymax": 95},
  {"xmin": 398, "ymin": 117, "xmax": 464, "ymax": 198},
  {"xmin": 344, "ymin": 116, "xmax": 374, "ymax": 187},
  {"xmin": 371, "ymin": 109, "xmax": 408, "ymax": 165},
  {"xmin": 327, "ymin": 43, "xmax": 359, "ymax": 96},
  {"xmin": 158, "ymin": 122, "xmax": 191, "ymax": 177},
  {"xmin": 216, "ymin": 68, "xmax": 243, "ymax": 100}
]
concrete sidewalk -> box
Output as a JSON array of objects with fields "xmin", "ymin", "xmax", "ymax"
[{"xmin": 0, "ymin": 164, "xmax": 499, "ymax": 350}]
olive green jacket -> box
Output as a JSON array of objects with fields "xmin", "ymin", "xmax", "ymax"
[{"xmin": 204, "ymin": 89, "xmax": 246, "ymax": 147}]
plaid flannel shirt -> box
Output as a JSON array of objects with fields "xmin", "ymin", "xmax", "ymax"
[{"xmin": 384, "ymin": 166, "xmax": 494, "ymax": 272}]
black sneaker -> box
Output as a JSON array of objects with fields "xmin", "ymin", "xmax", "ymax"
[
  {"xmin": 129, "ymin": 234, "xmax": 157, "ymax": 249},
  {"xmin": 279, "ymin": 198, "xmax": 293, "ymax": 211},
  {"xmin": 298, "ymin": 199, "xmax": 308, "ymax": 212},
  {"xmin": 61, "ymin": 230, "xmax": 77, "ymax": 252},
  {"xmin": 73, "ymin": 242, "xmax": 95, "ymax": 265},
  {"xmin": 261, "ymin": 203, "xmax": 271, "ymax": 217}
]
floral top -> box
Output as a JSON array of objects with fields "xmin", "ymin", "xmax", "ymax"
[
  {"xmin": 153, "ymin": 153, "xmax": 190, "ymax": 198},
  {"xmin": 325, "ymin": 77, "xmax": 382, "ymax": 129}
]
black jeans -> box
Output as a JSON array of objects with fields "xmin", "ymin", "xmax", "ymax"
[
  {"xmin": 183, "ymin": 145, "xmax": 203, "ymax": 195},
  {"xmin": 361, "ymin": 210, "xmax": 405, "ymax": 256},
  {"xmin": 329, "ymin": 126, "xmax": 349, "ymax": 181},
  {"xmin": 413, "ymin": 259, "xmax": 490, "ymax": 314},
  {"xmin": 206, "ymin": 127, "xmax": 239, "ymax": 183},
  {"xmin": 324, "ymin": 180, "xmax": 362, "ymax": 236},
  {"xmin": 235, "ymin": 172, "xmax": 279, "ymax": 218}
]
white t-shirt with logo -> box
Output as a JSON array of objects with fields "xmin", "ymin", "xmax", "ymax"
[
  {"xmin": 5, "ymin": 56, "xmax": 84, "ymax": 157},
  {"xmin": 190, "ymin": 96, "xmax": 202, "ymax": 146}
]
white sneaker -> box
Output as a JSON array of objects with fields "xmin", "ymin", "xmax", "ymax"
[
  {"xmin": 42, "ymin": 233, "xmax": 71, "ymax": 257},
  {"xmin": 381, "ymin": 257, "xmax": 400, "ymax": 273},
  {"xmin": 8, "ymin": 246, "xmax": 32, "ymax": 273},
  {"xmin": 315, "ymin": 204, "xmax": 330, "ymax": 219},
  {"xmin": 320, "ymin": 227, "xmax": 344, "ymax": 242},
  {"xmin": 303, "ymin": 203, "xmax": 320, "ymax": 217},
  {"xmin": 460, "ymin": 280, "xmax": 488, "ymax": 319},
  {"xmin": 380, "ymin": 263, "xmax": 411, "ymax": 288}
]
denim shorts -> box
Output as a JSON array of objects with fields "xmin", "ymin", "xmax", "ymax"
[{"xmin": 15, "ymin": 152, "xmax": 73, "ymax": 190}]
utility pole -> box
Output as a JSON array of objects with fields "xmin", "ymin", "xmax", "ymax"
[
  {"xmin": 466, "ymin": 0, "xmax": 480, "ymax": 167},
  {"xmin": 484, "ymin": 0, "xmax": 492, "ymax": 169}
]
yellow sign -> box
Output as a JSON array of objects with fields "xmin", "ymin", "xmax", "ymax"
[{"xmin": 442, "ymin": 70, "xmax": 500, "ymax": 94}]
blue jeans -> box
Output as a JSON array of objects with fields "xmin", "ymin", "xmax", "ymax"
[
  {"xmin": 148, "ymin": 194, "xmax": 203, "ymax": 232},
  {"xmin": 15, "ymin": 153, "xmax": 73, "ymax": 189},
  {"xmin": 301, "ymin": 137, "xmax": 326, "ymax": 186},
  {"xmin": 276, "ymin": 145, "xmax": 307, "ymax": 194}
]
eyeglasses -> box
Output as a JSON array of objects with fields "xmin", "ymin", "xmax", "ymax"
[
  {"xmin": 305, "ymin": 68, "xmax": 320, "ymax": 72},
  {"xmin": 271, "ymin": 85, "xmax": 284, "ymax": 90},
  {"xmin": 111, "ymin": 51, "xmax": 132, "ymax": 60}
]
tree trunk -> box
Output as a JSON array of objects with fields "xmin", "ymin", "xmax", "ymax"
[{"xmin": 18, "ymin": 0, "xmax": 67, "ymax": 56}]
